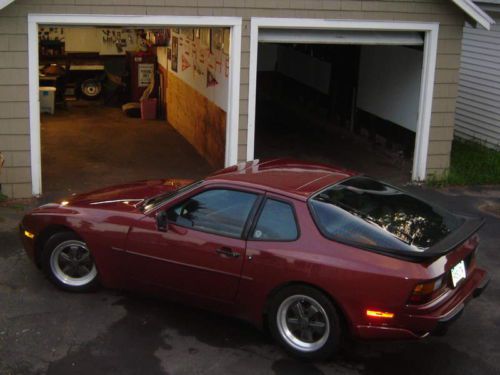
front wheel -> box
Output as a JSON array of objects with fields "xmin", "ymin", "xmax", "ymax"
[
  {"xmin": 268, "ymin": 285, "xmax": 341, "ymax": 360},
  {"xmin": 41, "ymin": 232, "xmax": 99, "ymax": 292}
]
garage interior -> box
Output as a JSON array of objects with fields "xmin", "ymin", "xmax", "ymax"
[
  {"xmin": 254, "ymin": 30, "xmax": 424, "ymax": 184},
  {"xmin": 38, "ymin": 25, "xmax": 230, "ymax": 196}
]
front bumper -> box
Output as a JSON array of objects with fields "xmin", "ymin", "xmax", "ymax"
[{"xmin": 354, "ymin": 268, "xmax": 489, "ymax": 340}]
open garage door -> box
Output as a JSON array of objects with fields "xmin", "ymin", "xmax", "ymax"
[
  {"xmin": 247, "ymin": 19, "xmax": 439, "ymax": 182},
  {"xmin": 28, "ymin": 15, "xmax": 242, "ymax": 197}
]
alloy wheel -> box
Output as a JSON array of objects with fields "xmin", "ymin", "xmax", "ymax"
[
  {"xmin": 276, "ymin": 294, "xmax": 330, "ymax": 352},
  {"xmin": 49, "ymin": 240, "xmax": 97, "ymax": 287}
]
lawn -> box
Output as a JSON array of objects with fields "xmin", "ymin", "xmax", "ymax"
[{"xmin": 430, "ymin": 139, "xmax": 500, "ymax": 186}]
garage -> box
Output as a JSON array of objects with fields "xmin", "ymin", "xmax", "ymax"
[
  {"xmin": 30, "ymin": 15, "xmax": 241, "ymax": 197},
  {"xmin": 247, "ymin": 19, "xmax": 438, "ymax": 184}
]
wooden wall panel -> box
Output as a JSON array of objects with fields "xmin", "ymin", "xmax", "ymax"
[{"xmin": 166, "ymin": 71, "xmax": 226, "ymax": 168}]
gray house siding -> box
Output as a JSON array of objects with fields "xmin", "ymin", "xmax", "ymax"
[
  {"xmin": 456, "ymin": 12, "xmax": 500, "ymax": 149},
  {"xmin": 0, "ymin": 0, "xmax": 466, "ymax": 198}
]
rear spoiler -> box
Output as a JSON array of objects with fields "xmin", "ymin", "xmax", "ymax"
[
  {"xmin": 421, "ymin": 215, "xmax": 484, "ymax": 259},
  {"xmin": 374, "ymin": 215, "xmax": 485, "ymax": 262}
]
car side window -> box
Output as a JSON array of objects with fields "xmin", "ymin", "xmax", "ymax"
[
  {"xmin": 251, "ymin": 199, "xmax": 298, "ymax": 241},
  {"xmin": 167, "ymin": 189, "xmax": 258, "ymax": 238}
]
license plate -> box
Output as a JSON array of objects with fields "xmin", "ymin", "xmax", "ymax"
[{"xmin": 451, "ymin": 260, "xmax": 466, "ymax": 287}]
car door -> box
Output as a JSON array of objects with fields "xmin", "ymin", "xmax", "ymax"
[{"xmin": 125, "ymin": 186, "xmax": 261, "ymax": 302}]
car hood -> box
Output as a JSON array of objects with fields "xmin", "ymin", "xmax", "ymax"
[{"xmin": 65, "ymin": 178, "xmax": 194, "ymax": 209}]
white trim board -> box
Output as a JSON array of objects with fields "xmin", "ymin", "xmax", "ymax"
[
  {"xmin": 0, "ymin": 0, "xmax": 14, "ymax": 10},
  {"xmin": 452, "ymin": 0, "xmax": 495, "ymax": 29},
  {"xmin": 28, "ymin": 14, "xmax": 242, "ymax": 196},
  {"xmin": 247, "ymin": 18, "xmax": 439, "ymax": 181}
]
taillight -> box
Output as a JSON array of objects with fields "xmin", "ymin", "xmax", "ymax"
[{"xmin": 408, "ymin": 276, "xmax": 447, "ymax": 304}]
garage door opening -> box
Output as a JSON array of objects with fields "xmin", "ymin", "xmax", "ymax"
[
  {"xmin": 29, "ymin": 15, "xmax": 241, "ymax": 197},
  {"xmin": 255, "ymin": 41, "xmax": 422, "ymax": 183},
  {"xmin": 247, "ymin": 19, "xmax": 439, "ymax": 183}
]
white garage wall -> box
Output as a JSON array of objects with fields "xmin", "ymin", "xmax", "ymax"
[
  {"xmin": 257, "ymin": 44, "xmax": 331, "ymax": 94},
  {"xmin": 357, "ymin": 45, "xmax": 423, "ymax": 132},
  {"xmin": 46, "ymin": 26, "xmax": 140, "ymax": 54},
  {"xmin": 64, "ymin": 27, "xmax": 99, "ymax": 52},
  {"xmin": 276, "ymin": 45, "xmax": 331, "ymax": 94},
  {"xmin": 166, "ymin": 28, "xmax": 230, "ymax": 111}
]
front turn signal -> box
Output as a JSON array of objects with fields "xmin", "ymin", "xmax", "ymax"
[{"xmin": 24, "ymin": 230, "xmax": 35, "ymax": 239}]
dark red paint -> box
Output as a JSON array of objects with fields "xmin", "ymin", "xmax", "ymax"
[{"xmin": 20, "ymin": 159, "xmax": 488, "ymax": 340}]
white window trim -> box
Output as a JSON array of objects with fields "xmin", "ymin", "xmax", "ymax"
[
  {"xmin": 247, "ymin": 18, "xmax": 439, "ymax": 182},
  {"xmin": 28, "ymin": 14, "xmax": 242, "ymax": 196}
]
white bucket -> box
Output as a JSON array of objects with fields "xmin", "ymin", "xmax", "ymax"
[{"xmin": 40, "ymin": 86, "xmax": 56, "ymax": 114}]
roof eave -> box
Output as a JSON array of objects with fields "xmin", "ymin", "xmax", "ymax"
[
  {"xmin": 0, "ymin": 0, "xmax": 15, "ymax": 11},
  {"xmin": 0, "ymin": 0, "xmax": 496, "ymax": 30},
  {"xmin": 452, "ymin": 0, "xmax": 496, "ymax": 30}
]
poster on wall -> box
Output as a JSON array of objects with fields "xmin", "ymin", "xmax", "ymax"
[
  {"xmin": 200, "ymin": 28, "xmax": 210, "ymax": 50},
  {"xmin": 207, "ymin": 69, "xmax": 218, "ymax": 87},
  {"xmin": 167, "ymin": 26, "xmax": 228, "ymax": 112},
  {"xmin": 182, "ymin": 53, "xmax": 191, "ymax": 71},
  {"xmin": 211, "ymin": 28, "xmax": 223, "ymax": 53},
  {"xmin": 138, "ymin": 63, "xmax": 154, "ymax": 87},
  {"xmin": 171, "ymin": 36, "xmax": 178, "ymax": 72},
  {"xmin": 180, "ymin": 28, "xmax": 194, "ymax": 41}
]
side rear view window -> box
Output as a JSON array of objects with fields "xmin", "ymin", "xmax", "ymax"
[{"xmin": 251, "ymin": 199, "xmax": 298, "ymax": 241}]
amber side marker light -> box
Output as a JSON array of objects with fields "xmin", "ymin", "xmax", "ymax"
[
  {"xmin": 24, "ymin": 230, "xmax": 35, "ymax": 239},
  {"xmin": 366, "ymin": 310, "xmax": 394, "ymax": 319}
]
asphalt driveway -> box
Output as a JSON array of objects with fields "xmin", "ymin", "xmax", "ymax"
[{"xmin": 0, "ymin": 185, "xmax": 499, "ymax": 375}]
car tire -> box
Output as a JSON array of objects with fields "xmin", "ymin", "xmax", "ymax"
[
  {"xmin": 268, "ymin": 285, "xmax": 341, "ymax": 360},
  {"xmin": 41, "ymin": 232, "xmax": 99, "ymax": 292}
]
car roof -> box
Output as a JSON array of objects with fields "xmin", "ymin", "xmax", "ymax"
[{"xmin": 205, "ymin": 159, "xmax": 356, "ymax": 200}]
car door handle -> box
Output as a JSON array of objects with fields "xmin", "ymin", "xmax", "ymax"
[{"xmin": 216, "ymin": 247, "xmax": 240, "ymax": 258}]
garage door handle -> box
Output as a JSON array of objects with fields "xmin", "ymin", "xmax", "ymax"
[{"xmin": 216, "ymin": 247, "xmax": 240, "ymax": 258}]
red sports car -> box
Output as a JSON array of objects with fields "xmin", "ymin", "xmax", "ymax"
[{"xmin": 20, "ymin": 159, "xmax": 489, "ymax": 359}]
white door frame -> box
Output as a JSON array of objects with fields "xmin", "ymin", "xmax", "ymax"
[
  {"xmin": 247, "ymin": 18, "xmax": 439, "ymax": 181},
  {"xmin": 28, "ymin": 14, "xmax": 242, "ymax": 196}
]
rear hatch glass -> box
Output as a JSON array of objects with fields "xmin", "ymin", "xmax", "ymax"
[{"xmin": 309, "ymin": 177, "xmax": 465, "ymax": 256}]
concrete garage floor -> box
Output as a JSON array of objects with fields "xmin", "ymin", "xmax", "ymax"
[
  {"xmin": 0, "ymin": 185, "xmax": 499, "ymax": 374},
  {"xmin": 254, "ymin": 99, "xmax": 414, "ymax": 185},
  {"xmin": 41, "ymin": 102, "xmax": 214, "ymax": 200}
]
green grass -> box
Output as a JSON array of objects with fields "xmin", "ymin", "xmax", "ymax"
[{"xmin": 428, "ymin": 139, "xmax": 500, "ymax": 186}]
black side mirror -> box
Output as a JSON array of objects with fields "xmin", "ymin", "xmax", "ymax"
[{"xmin": 156, "ymin": 211, "xmax": 168, "ymax": 232}]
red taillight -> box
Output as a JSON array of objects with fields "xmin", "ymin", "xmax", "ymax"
[{"xmin": 408, "ymin": 276, "xmax": 447, "ymax": 304}]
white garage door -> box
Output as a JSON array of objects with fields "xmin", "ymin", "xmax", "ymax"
[{"xmin": 258, "ymin": 28, "xmax": 424, "ymax": 45}]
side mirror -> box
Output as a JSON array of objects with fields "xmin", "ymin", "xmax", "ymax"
[{"xmin": 156, "ymin": 211, "xmax": 168, "ymax": 232}]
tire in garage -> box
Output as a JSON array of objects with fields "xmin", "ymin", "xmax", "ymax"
[{"xmin": 80, "ymin": 78, "xmax": 102, "ymax": 100}]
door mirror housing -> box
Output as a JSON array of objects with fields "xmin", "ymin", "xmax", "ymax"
[{"xmin": 156, "ymin": 210, "xmax": 169, "ymax": 232}]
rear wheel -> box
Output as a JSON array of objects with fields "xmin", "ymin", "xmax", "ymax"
[
  {"xmin": 268, "ymin": 285, "xmax": 341, "ymax": 360},
  {"xmin": 41, "ymin": 232, "xmax": 99, "ymax": 292}
]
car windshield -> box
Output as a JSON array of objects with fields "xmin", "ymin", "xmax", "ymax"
[
  {"xmin": 141, "ymin": 180, "xmax": 203, "ymax": 212},
  {"xmin": 309, "ymin": 177, "xmax": 464, "ymax": 253}
]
